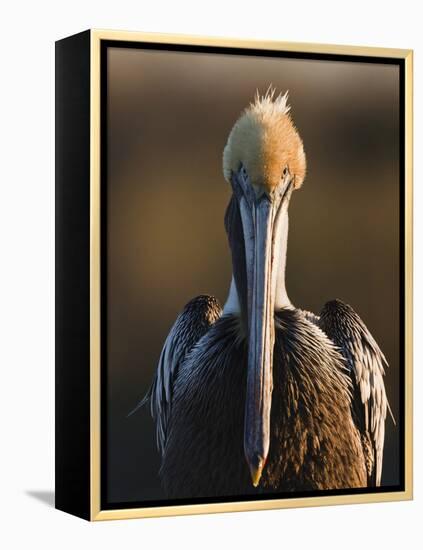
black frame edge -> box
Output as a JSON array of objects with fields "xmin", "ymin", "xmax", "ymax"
[{"xmin": 55, "ymin": 29, "xmax": 91, "ymax": 521}]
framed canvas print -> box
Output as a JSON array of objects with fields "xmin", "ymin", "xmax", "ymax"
[{"xmin": 55, "ymin": 29, "xmax": 413, "ymax": 521}]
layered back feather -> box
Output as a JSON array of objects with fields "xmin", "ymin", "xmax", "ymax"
[{"xmin": 160, "ymin": 309, "xmax": 367, "ymax": 498}]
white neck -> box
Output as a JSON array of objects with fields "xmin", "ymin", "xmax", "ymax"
[
  {"xmin": 223, "ymin": 277, "xmax": 241, "ymax": 315},
  {"xmin": 273, "ymin": 210, "xmax": 293, "ymax": 310}
]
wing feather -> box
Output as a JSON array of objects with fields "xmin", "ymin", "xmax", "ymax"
[
  {"xmin": 129, "ymin": 295, "xmax": 221, "ymax": 455},
  {"xmin": 318, "ymin": 299, "xmax": 392, "ymax": 486}
]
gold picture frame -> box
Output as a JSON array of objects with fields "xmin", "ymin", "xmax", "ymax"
[{"xmin": 55, "ymin": 29, "xmax": 413, "ymax": 521}]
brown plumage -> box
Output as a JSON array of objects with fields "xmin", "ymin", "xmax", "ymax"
[
  {"xmin": 159, "ymin": 309, "xmax": 366, "ymax": 498},
  {"xmin": 136, "ymin": 90, "xmax": 389, "ymax": 498},
  {"xmin": 319, "ymin": 299, "xmax": 391, "ymax": 486}
]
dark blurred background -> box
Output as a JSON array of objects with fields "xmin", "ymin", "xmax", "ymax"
[{"xmin": 105, "ymin": 46, "xmax": 400, "ymax": 504}]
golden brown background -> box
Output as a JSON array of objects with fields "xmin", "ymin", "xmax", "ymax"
[{"xmin": 106, "ymin": 46, "xmax": 400, "ymax": 504}]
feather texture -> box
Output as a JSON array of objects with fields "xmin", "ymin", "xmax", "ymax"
[
  {"xmin": 318, "ymin": 299, "xmax": 391, "ymax": 486},
  {"xmin": 159, "ymin": 309, "xmax": 367, "ymax": 498},
  {"xmin": 130, "ymin": 295, "xmax": 221, "ymax": 455},
  {"xmin": 223, "ymin": 88, "xmax": 306, "ymax": 192}
]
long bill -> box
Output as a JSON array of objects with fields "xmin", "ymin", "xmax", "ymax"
[{"xmin": 242, "ymin": 195, "xmax": 277, "ymax": 487}]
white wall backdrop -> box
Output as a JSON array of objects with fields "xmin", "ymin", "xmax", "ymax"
[{"xmin": 0, "ymin": 1, "xmax": 420, "ymax": 548}]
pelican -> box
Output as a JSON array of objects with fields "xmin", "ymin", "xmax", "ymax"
[{"xmin": 133, "ymin": 89, "xmax": 392, "ymax": 498}]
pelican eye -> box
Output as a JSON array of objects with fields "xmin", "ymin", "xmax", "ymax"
[{"xmin": 282, "ymin": 166, "xmax": 288, "ymax": 178}]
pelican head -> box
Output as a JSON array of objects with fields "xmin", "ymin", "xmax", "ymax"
[{"xmin": 222, "ymin": 88, "xmax": 306, "ymax": 487}]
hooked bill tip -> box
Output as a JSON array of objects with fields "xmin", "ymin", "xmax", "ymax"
[{"xmin": 248, "ymin": 456, "xmax": 266, "ymax": 487}]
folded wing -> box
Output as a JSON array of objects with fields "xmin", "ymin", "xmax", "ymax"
[
  {"xmin": 130, "ymin": 295, "xmax": 221, "ymax": 455},
  {"xmin": 318, "ymin": 299, "xmax": 392, "ymax": 486}
]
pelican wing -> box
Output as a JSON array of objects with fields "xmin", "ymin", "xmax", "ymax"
[
  {"xmin": 318, "ymin": 299, "xmax": 391, "ymax": 486},
  {"xmin": 131, "ymin": 295, "xmax": 222, "ymax": 455}
]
